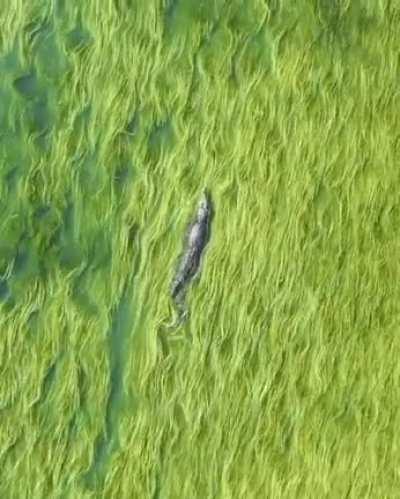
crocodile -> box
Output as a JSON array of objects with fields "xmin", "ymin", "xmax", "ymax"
[{"xmin": 171, "ymin": 190, "xmax": 213, "ymax": 322}]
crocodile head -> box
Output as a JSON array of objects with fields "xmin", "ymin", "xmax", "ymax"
[{"xmin": 197, "ymin": 190, "xmax": 211, "ymax": 223}]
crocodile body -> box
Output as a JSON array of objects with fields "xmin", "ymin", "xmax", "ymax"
[{"xmin": 171, "ymin": 191, "xmax": 212, "ymax": 318}]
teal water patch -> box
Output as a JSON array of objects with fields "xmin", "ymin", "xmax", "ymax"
[
  {"xmin": 61, "ymin": 8, "xmax": 94, "ymax": 53},
  {"xmin": 31, "ymin": 204, "xmax": 62, "ymax": 272},
  {"xmin": 25, "ymin": 7, "xmax": 71, "ymax": 79},
  {"xmin": 227, "ymin": 1, "xmax": 267, "ymax": 36},
  {"xmin": 83, "ymin": 288, "xmax": 136, "ymax": 490},
  {"xmin": 0, "ymin": 25, "xmax": 67, "ymax": 305},
  {"xmin": 113, "ymin": 161, "xmax": 132, "ymax": 194},
  {"xmin": 126, "ymin": 222, "xmax": 140, "ymax": 262},
  {"xmin": 111, "ymin": 161, "xmax": 135, "ymax": 212},
  {"xmin": 0, "ymin": 279, "xmax": 10, "ymax": 302},
  {"xmin": 124, "ymin": 111, "xmax": 140, "ymax": 138},
  {"xmin": 52, "ymin": 0, "xmax": 66, "ymax": 20},
  {"xmin": 112, "ymin": 0, "xmax": 133, "ymax": 14},
  {"xmin": 0, "ymin": 88, "xmax": 12, "ymax": 126},
  {"xmin": 0, "ymin": 214, "xmax": 27, "ymax": 267},
  {"xmin": 69, "ymin": 228, "xmax": 113, "ymax": 318},
  {"xmin": 73, "ymin": 105, "xmax": 91, "ymax": 134},
  {"xmin": 3, "ymin": 165, "xmax": 20, "ymax": 194},
  {"xmin": 88, "ymin": 228, "xmax": 112, "ymax": 272},
  {"xmin": 0, "ymin": 38, "xmax": 21, "ymax": 74},
  {"xmin": 317, "ymin": 0, "xmax": 343, "ymax": 29},
  {"xmin": 60, "ymin": 243, "xmax": 84, "ymax": 275},
  {"xmin": 197, "ymin": 22, "xmax": 232, "ymax": 78},
  {"xmin": 78, "ymin": 152, "xmax": 100, "ymax": 192},
  {"xmin": 67, "ymin": 106, "xmax": 92, "ymax": 152},
  {"xmin": 13, "ymin": 72, "xmax": 39, "ymax": 99},
  {"xmin": 164, "ymin": 0, "xmax": 178, "ymax": 28},
  {"xmin": 148, "ymin": 119, "xmax": 175, "ymax": 158},
  {"xmin": 65, "ymin": 25, "xmax": 93, "ymax": 52},
  {"xmin": 61, "ymin": 361, "xmax": 89, "ymax": 445},
  {"xmin": 0, "ymin": 133, "xmax": 30, "ymax": 195},
  {"xmin": 237, "ymin": 24, "xmax": 276, "ymax": 78},
  {"xmin": 57, "ymin": 200, "xmax": 86, "ymax": 272},
  {"xmin": 164, "ymin": 0, "xmax": 223, "ymax": 39},
  {"xmin": 59, "ymin": 200, "xmax": 74, "ymax": 240},
  {"xmin": 8, "ymin": 235, "xmax": 44, "ymax": 300},
  {"xmin": 26, "ymin": 97, "xmax": 53, "ymax": 134},
  {"xmin": 76, "ymin": 362, "xmax": 89, "ymax": 416},
  {"xmin": 71, "ymin": 266, "xmax": 99, "ymax": 318},
  {"xmin": 0, "ymin": 130, "xmax": 28, "ymax": 163},
  {"xmin": 12, "ymin": 70, "xmax": 55, "ymax": 150},
  {"xmin": 315, "ymin": 0, "xmax": 378, "ymax": 51},
  {"xmin": 13, "ymin": 238, "xmax": 30, "ymax": 277},
  {"xmin": 71, "ymin": 149, "xmax": 109, "ymax": 196},
  {"xmin": 6, "ymin": 18, "xmax": 68, "ymax": 151},
  {"xmin": 35, "ymin": 29, "xmax": 69, "ymax": 82},
  {"xmin": 34, "ymin": 204, "xmax": 51, "ymax": 220}
]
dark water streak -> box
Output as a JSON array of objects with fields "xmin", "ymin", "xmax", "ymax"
[{"xmin": 83, "ymin": 285, "xmax": 136, "ymax": 490}]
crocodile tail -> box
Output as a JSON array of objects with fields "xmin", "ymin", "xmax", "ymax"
[{"xmin": 171, "ymin": 276, "xmax": 184, "ymax": 300}]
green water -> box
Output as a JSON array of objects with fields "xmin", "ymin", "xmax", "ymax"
[{"xmin": 0, "ymin": 1, "xmax": 399, "ymax": 498}]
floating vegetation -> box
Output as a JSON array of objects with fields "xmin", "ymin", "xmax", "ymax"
[{"xmin": 0, "ymin": 2, "xmax": 399, "ymax": 498}]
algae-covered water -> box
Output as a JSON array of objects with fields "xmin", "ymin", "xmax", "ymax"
[{"xmin": 1, "ymin": 1, "xmax": 400, "ymax": 497}]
